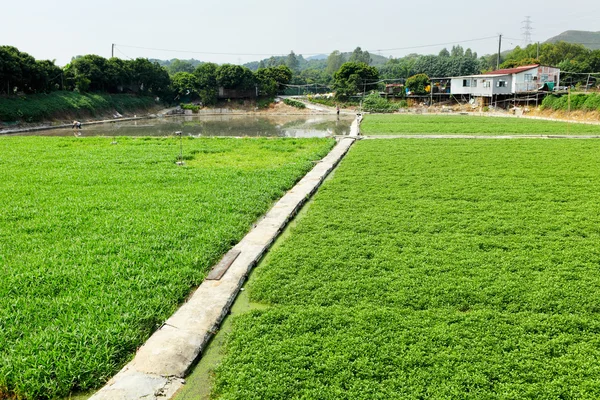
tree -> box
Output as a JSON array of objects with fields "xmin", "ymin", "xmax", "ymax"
[
  {"xmin": 332, "ymin": 62, "xmax": 379, "ymax": 100},
  {"xmin": 326, "ymin": 50, "xmax": 345, "ymax": 75},
  {"xmin": 129, "ymin": 58, "xmax": 171, "ymax": 97},
  {"xmin": 194, "ymin": 62, "xmax": 219, "ymax": 105},
  {"xmin": 349, "ymin": 47, "xmax": 372, "ymax": 65},
  {"xmin": 406, "ymin": 73, "xmax": 430, "ymax": 95},
  {"xmin": 167, "ymin": 59, "xmax": 195, "ymax": 75},
  {"xmin": 378, "ymin": 57, "xmax": 416, "ymax": 80},
  {"xmin": 438, "ymin": 48, "xmax": 450, "ymax": 58},
  {"xmin": 68, "ymin": 55, "xmax": 109, "ymax": 92},
  {"xmin": 171, "ymin": 72, "xmax": 200, "ymax": 98},
  {"xmin": 216, "ymin": 64, "xmax": 255, "ymax": 90},
  {"xmin": 255, "ymin": 65, "xmax": 292, "ymax": 96},
  {"xmin": 286, "ymin": 51, "xmax": 300, "ymax": 73},
  {"xmin": 451, "ymin": 45, "xmax": 464, "ymax": 57}
]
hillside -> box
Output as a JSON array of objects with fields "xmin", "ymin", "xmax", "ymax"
[{"xmin": 544, "ymin": 30, "xmax": 600, "ymax": 50}]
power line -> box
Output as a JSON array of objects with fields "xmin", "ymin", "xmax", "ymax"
[
  {"xmin": 114, "ymin": 36, "xmax": 500, "ymax": 60},
  {"xmin": 371, "ymin": 36, "xmax": 498, "ymax": 53},
  {"xmin": 115, "ymin": 47, "xmax": 133, "ymax": 60}
]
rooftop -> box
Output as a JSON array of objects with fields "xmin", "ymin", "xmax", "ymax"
[{"xmin": 484, "ymin": 64, "xmax": 539, "ymax": 75}]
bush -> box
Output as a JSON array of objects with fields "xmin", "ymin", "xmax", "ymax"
[
  {"xmin": 283, "ymin": 98, "xmax": 306, "ymax": 109},
  {"xmin": 541, "ymin": 93, "xmax": 600, "ymax": 112},
  {"xmin": 308, "ymin": 96, "xmax": 359, "ymax": 109},
  {"xmin": 257, "ymin": 97, "xmax": 275, "ymax": 109},
  {"xmin": 362, "ymin": 92, "xmax": 398, "ymax": 113},
  {"xmin": 181, "ymin": 103, "xmax": 200, "ymax": 112}
]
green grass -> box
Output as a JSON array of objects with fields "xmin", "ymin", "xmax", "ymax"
[
  {"xmin": 361, "ymin": 114, "xmax": 600, "ymax": 135},
  {"xmin": 0, "ymin": 91, "xmax": 157, "ymax": 123},
  {"xmin": 0, "ymin": 136, "xmax": 334, "ymax": 399},
  {"xmin": 213, "ymin": 140, "xmax": 600, "ymax": 399}
]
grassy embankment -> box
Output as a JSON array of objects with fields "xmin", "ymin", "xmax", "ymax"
[
  {"xmin": 212, "ymin": 139, "xmax": 600, "ymax": 399},
  {"xmin": 361, "ymin": 114, "xmax": 600, "ymax": 135},
  {"xmin": 0, "ymin": 91, "xmax": 158, "ymax": 123},
  {"xmin": 0, "ymin": 136, "xmax": 335, "ymax": 399}
]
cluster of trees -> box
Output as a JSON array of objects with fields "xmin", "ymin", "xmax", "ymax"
[
  {"xmin": 378, "ymin": 45, "xmax": 485, "ymax": 81},
  {"xmin": 0, "ymin": 46, "xmax": 63, "ymax": 94},
  {"xmin": 0, "ymin": 47, "xmax": 293, "ymax": 104},
  {"xmin": 171, "ymin": 64, "xmax": 292, "ymax": 105},
  {"xmin": 64, "ymin": 55, "xmax": 171, "ymax": 96},
  {"xmin": 500, "ymin": 42, "xmax": 600, "ymax": 86}
]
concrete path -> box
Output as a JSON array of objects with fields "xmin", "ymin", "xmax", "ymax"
[{"xmin": 89, "ymin": 125, "xmax": 359, "ymax": 400}]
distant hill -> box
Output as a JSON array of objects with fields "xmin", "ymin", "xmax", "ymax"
[
  {"xmin": 544, "ymin": 30, "xmax": 600, "ymax": 50},
  {"xmin": 306, "ymin": 54, "xmax": 327, "ymax": 61}
]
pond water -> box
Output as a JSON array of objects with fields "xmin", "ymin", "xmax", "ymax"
[{"xmin": 14, "ymin": 115, "xmax": 353, "ymax": 137}]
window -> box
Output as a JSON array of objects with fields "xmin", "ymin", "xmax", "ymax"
[
  {"xmin": 482, "ymin": 80, "xmax": 491, "ymax": 88},
  {"xmin": 462, "ymin": 79, "xmax": 470, "ymax": 87},
  {"xmin": 472, "ymin": 79, "xmax": 478, "ymax": 87},
  {"xmin": 524, "ymin": 74, "xmax": 533, "ymax": 82},
  {"xmin": 541, "ymin": 74, "xmax": 549, "ymax": 83},
  {"xmin": 497, "ymin": 80, "xmax": 507, "ymax": 88}
]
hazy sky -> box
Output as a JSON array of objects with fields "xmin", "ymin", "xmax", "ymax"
[{"xmin": 2, "ymin": 0, "xmax": 599, "ymax": 66}]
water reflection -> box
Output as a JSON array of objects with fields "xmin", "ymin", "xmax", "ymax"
[{"xmin": 16, "ymin": 115, "xmax": 353, "ymax": 137}]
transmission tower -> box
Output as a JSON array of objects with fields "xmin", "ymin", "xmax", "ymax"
[{"xmin": 522, "ymin": 16, "xmax": 533, "ymax": 46}]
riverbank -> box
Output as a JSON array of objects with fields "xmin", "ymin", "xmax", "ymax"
[{"xmin": 0, "ymin": 92, "xmax": 163, "ymax": 131}]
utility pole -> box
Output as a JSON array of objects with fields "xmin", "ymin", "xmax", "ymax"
[
  {"xmin": 111, "ymin": 43, "xmax": 114, "ymax": 58},
  {"xmin": 497, "ymin": 34, "xmax": 502, "ymax": 70}
]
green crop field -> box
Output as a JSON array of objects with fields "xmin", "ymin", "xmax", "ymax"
[
  {"xmin": 0, "ymin": 136, "xmax": 334, "ymax": 399},
  {"xmin": 361, "ymin": 114, "xmax": 600, "ymax": 135},
  {"xmin": 212, "ymin": 140, "xmax": 600, "ymax": 399}
]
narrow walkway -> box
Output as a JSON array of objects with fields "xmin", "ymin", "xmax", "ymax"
[{"xmin": 89, "ymin": 125, "xmax": 359, "ymax": 400}]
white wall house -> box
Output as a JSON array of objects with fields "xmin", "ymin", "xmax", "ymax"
[
  {"xmin": 451, "ymin": 74, "xmax": 512, "ymax": 97},
  {"xmin": 450, "ymin": 64, "xmax": 560, "ymax": 97}
]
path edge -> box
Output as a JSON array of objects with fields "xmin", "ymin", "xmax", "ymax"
[{"xmin": 88, "ymin": 120, "xmax": 360, "ymax": 400}]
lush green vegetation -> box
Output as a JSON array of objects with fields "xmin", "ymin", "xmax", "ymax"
[
  {"xmin": 283, "ymin": 98, "xmax": 306, "ymax": 109},
  {"xmin": 307, "ymin": 96, "xmax": 359, "ymax": 109},
  {"xmin": 213, "ymin": 139, "xmax": 600, "ymax": 399},
  {"xmin": 362, "ymin": 92, "xmax": 399, "ymax": 113},
  {"xmin": 0, "ymin": 136, "xmax": 334, "ymax": 399},
  {"xmin": 361, "ymin": 114, "xmax": 600, "ymax": 135},
  {"xmin": 542, "ymin": 93, "xmax": 600, "ymax": 112},
  {"xmin": 0, "ymin": 91, "xmax": 157, "ymax": 122}
]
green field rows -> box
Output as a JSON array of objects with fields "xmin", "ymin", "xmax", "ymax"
[
  {"xmin": 361, "ymin": 114, "xmax": 600, "ymax": 135},
  {"xmin": 0, "ymin": 136, "xmax": 334, "ymax": 399},
  {"xmin": 212, "ymin": 140, "xmax": 600, "ymax": 399}
]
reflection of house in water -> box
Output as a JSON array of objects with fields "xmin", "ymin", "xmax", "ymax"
[{"xmin": 450, "ymin": 64, "xmax": 560, "ymax": 107}]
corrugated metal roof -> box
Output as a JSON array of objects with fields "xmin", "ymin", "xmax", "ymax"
[
  {"xmin": 484, "ymin": 64, "xmax": 539, "ymax": 75},
  {"xmin": 449, "ymin": 74, "xmax": 509, "ymax": 78}
]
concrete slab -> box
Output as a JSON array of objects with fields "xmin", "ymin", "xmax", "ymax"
[{"xmin": 89, "ymin": 135, "xmax": 357, "ymax": 400}]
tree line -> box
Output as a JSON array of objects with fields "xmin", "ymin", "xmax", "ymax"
[
  {"xmin": 3, "ymin": 41, "xmax": 599, "ymax": 103},
  {"xmin": 0, "ymin": 46, "xmax": 293, "ymax": 105}
]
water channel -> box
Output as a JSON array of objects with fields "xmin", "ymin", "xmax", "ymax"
[{"xmin": 13, "ymin": 114, "xmax": 353, "ymax": 137}]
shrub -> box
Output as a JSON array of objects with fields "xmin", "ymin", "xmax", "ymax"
[
  {"xmin": 257, "ymin": 97, "xmax": 275, "ymax": 109},
  {"xmin": 181, "ymin": 103, "xmax": 200, "ymax": 112},
  {"xmin": 362, "ymin": 92, "xmax": 398, "ymax": 113},
  {"xmin": 283, "ymin": 98, "xmax": 306, "ymax": 109}
]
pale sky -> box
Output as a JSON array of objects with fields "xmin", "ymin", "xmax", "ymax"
[{"xmin": 2, "ymin": 0, "xmax": 599, "ymax": 66}]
